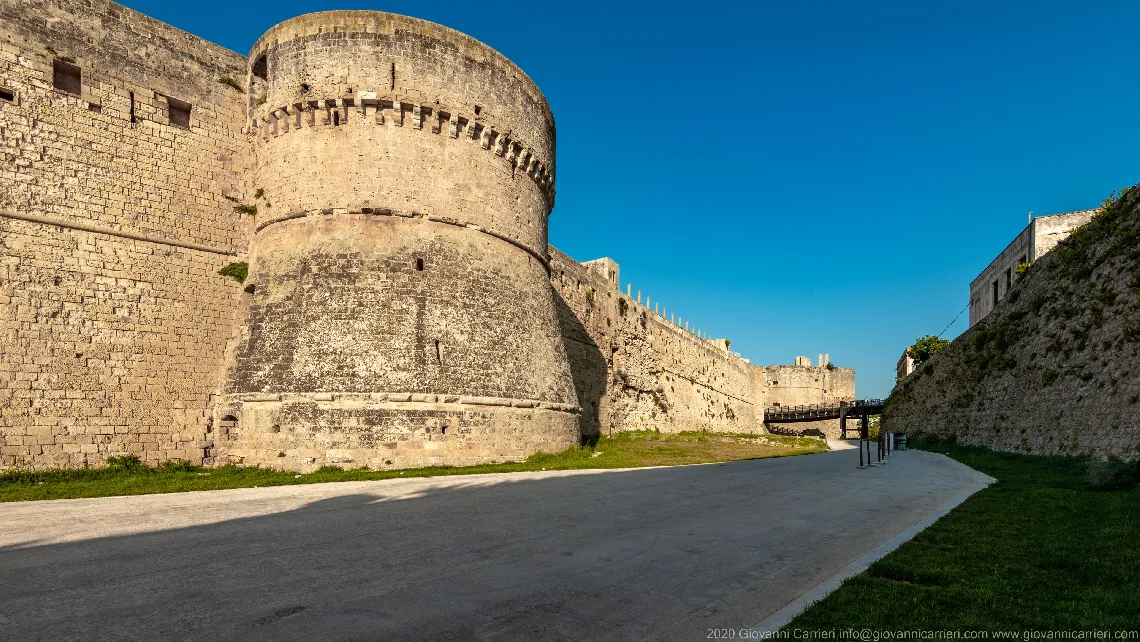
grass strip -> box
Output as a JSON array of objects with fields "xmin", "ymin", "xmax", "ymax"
[
  {"xmin": 0, "ymin": 430, "xmax": 824, "ymax": 502},
  {"xmin": 785, "ymin": 437, "xmax": 1140, "ymax": 631}
]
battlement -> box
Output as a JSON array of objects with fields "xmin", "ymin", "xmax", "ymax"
[{"xmin": 250, "ymin": 96, "xmax": 554, "ymax": 208}]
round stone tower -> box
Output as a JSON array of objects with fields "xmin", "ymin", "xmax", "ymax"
[{"xmin": 218, "ymin": 11, "xmax": 579, "ymax": 471}]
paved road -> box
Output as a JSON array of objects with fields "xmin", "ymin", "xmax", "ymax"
[{"xmin": 0, "ymin": 449, "xmax": 991, "ymax": 641}]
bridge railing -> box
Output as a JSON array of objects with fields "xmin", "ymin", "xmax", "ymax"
[{"xmin": 762, "ymin": 399, "xmax": 884, "ymax": 419}]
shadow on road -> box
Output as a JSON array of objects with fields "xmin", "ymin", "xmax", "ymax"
[{"xmin": 0, "ymin": 451, "xmax": 982, "ymax": 641}]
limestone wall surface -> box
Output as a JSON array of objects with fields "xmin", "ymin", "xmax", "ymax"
[
  {"xmin": 220, "ymin": 12, "xmax": 577, "ymax": 471},
  {"xmin": 886, "ymin": 193, "xmax": 1140, "ymax": 459},
  {"xmin": 1033, "ymin": 209, "xmax": 1098, "ymax": 258},
  {"xmin": 0, "ymin": 2, "xmax": 856, "ymax": 471},
  {"xmin": 549, "ymin": 248, "xmax": 759, "ymax": 436},
  {"xmin": 0, "ymin": 0, "xmax": 252, "ymax": 470},
  {"xmin": 755, "ymin": 364, "xmax": 855, "ymax": 408},
  {"xmin": 753, "ymin": 363, "xmax": 855, "ymax": 439}
]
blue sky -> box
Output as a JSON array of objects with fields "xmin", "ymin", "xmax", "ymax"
[{"xmin": 124, "ymin": 0, "xmax": 1140, "ymax": 398}]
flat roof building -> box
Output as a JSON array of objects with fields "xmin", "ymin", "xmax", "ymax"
[{"xmin": 969, "ymin": 209, "xmax": 1098, "ymax": 327}]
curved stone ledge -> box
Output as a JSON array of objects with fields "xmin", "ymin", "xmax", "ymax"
[
  {"xmin": 250, "ymin": 96, "xmax": 554, "ymax": 209},
  {"xmin": 254, "ymin": 208, "xmax": 552, "ymax": 270},
  {"xmin": 226, "ymin": 392, "xmax": 581, "ymax": 414}
]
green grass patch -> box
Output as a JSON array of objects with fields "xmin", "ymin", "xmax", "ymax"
[
  {"xmin": 0, "ymin": 431, "xmax": 823, "ymax": 502},
  {"xmin": 785, "ymin": 438, "xmax": 1140, "ymax": 631}
]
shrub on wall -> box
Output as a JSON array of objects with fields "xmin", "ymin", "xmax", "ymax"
[
  {"xmin": 906, "ymin": 335, "xmax": 951, "ymax": 366},
  {"xmin": 218, "ymin": 262, "xmax": 248, "ymax": 283}
]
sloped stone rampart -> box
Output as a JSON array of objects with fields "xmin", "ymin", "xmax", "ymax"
[{"xmin": 885, "ymin": 191, "xmax": 1140, "ymax": 459}]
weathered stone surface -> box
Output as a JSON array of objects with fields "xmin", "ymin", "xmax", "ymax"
[
  {"xmin": 0, "ymin": 3, "xmax": 856, "ymax": 472},
  {"xmin": 886, "ymin": 191, "xmax": 1140, "ymax": 459},
  {"xmin": 0, "ymin": 0, "xmax": 249, "ymax": 470}
]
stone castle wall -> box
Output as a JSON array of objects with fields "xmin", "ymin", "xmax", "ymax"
[
  {"xmin": 0, "ymin": 2, "xmax": 856, "ymax": 471},
  {"xmin": 753, "ymin": 363, "xmax": 856, "ymax": 438},
  {"xmin": 219, "ymin": 12, "xmax": 578, "ymax": 471},
  {"xmin": 549, "ymin": 249, "xmax": 759, "ymax": 436},
  {"xmin": 885, "ymin": 195, "xmax": 1140, "ymax": 460},
  {"xmin": 0, "ymin": 0, "xmax": 251, "ymax": 469}
]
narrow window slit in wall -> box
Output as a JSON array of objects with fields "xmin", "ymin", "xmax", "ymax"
[
  {"xmin": 333, "ymin": 111, "xmax": 340, "ymax": 126},
  {"xmin": 435, "ymin": 341, "xmax": 443, "ymax": 365},
  {"xmin": 0, "ymin": 88, "xmax": 13, "ymax": 102},
  {"xmin": 415, "ymin": 258, "xmax": 424, "ymax": 271},
  {"xmin": 52, "ymin": 59, "xmax": 81, "ymax": 95},
  {"xmin": 167, "ymin": 96, "xmax": 191, "ymax": 129},
  {"xmin": 474, "ymin": 105, "xmax": 482, "ymax": 115},
  {"xmin": 129, "ymin": 91, "xmax": 137, "ymax": 123},
  {"xmin": 391, "ymin": 63, "xmax": 396, "ymax": 90},
  {"xmin": 440, "ymin": 425, "xmax": 447, "ymax": 435}
]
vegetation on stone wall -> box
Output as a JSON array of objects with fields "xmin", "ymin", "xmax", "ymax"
[
  {"xmin": 885, "ymin": 185, "xmax": 1140, "ymax": 458},
  {"xmin": 217, "ymin": 77, "xmax": 243, "ymax": 92},
  {"xmin": 218, "ymin": 262, "xmax": 248, "ymax": 283},
  {"xmin": 905, "ymin": 335, "xmax": 951, "ymax": 367}
]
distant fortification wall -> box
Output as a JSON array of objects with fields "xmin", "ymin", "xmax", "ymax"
[
  {"xmin": 754, "ymin": 361, "xmax": 856, "ymax": 438},
  {"xmin": 0, "ymin": 0, "xmax": 251, "ymax": 469},
  {"xmin": 550, "ymin": 249, "xmax": 759, "ymax": 436}
]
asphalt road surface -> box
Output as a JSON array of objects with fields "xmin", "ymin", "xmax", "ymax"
[{"xmin": 0, "ymin": 448, "xmax": 991, "ymax": 641}]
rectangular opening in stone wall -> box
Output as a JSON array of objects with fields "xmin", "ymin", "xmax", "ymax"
[
  {"xmin": 129, "ymin": 91, "xmax": 137, "ymax": 123},
  {"xmin": 167, "ymin": 96, "xmax": 192, "ymax": 129},
  {"xmin": 416, "ymin": 257, "xmax": 424, "ymax": 271},
  {"xmin": 992, "ymin": 280, "xmax": 999, "ymax": 307},
  {"xmin": 52, "ymin": 59, "xmax": 81, "ymax": 95},
  {"xmin": 0, "ymin": 88, "xmax": 13, "ymax": 102},
  {"xmin": 1006, "ymin": 267, "xmax": 1012, "ymax": 292},
  {"xmin": 252, "ymin": 54, "xmax": 268, "ymax": 81},
  {"xmin": 435, "ymin": 340, "xmax": 443, "ymax": 364},
  {"xmin": 87, "ymin": 102, "xmax": 100, "ymax": 113}
]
